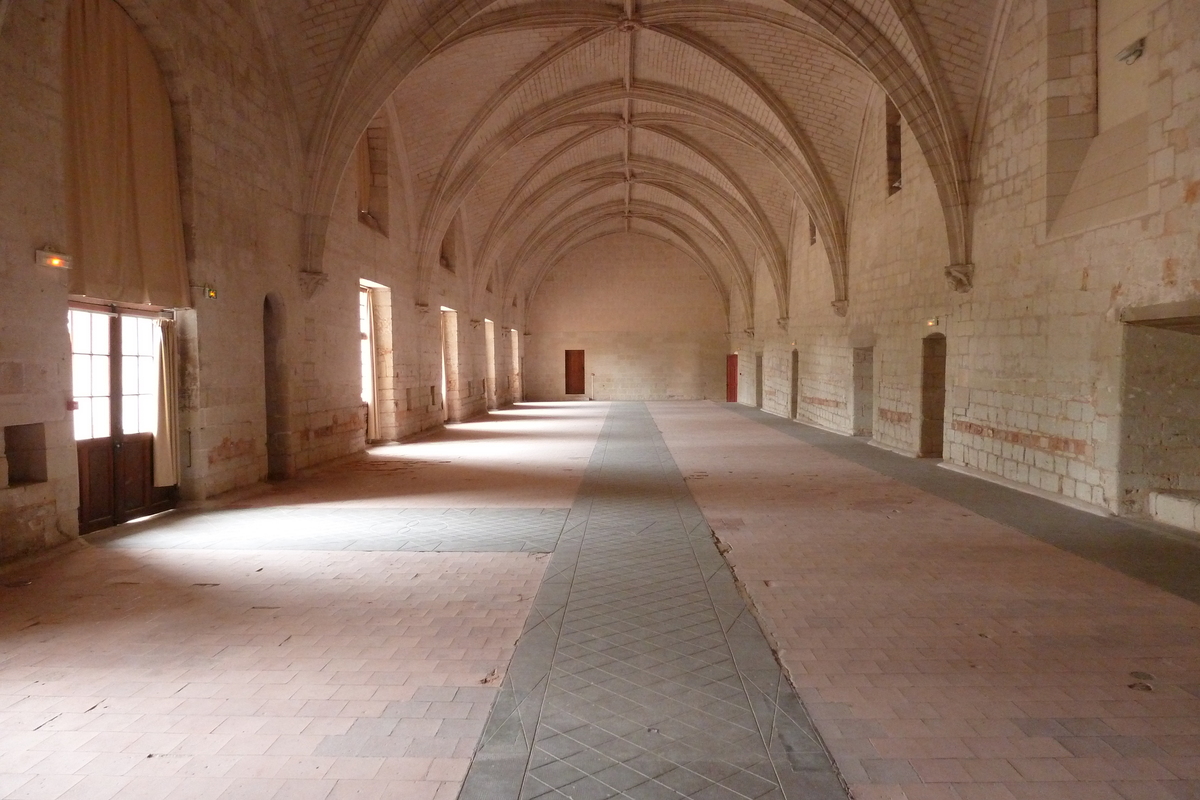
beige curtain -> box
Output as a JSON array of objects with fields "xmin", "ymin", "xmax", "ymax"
[
  {"xmin": 64, "ymin": 0, "xmax": 189, "ymax": 308},
  {"xmin": 356, "ymin": 133, "xmax": 372, "ymax": 219},
  {"xmin": 153, "ymin": 318, "xmax": 179, "ymax": 487}
]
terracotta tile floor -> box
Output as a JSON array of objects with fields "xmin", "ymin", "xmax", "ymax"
[
  {"xmin": 4, "ymin": 401, "xmax": 1200, "ymax": 800},
  {"xmin": 651, "ymin": 402, "xmax": 1200, "ymax": 800},
  {"xmin": 0, "ymin": 404, "xmax": 608, "ymax": 800}
]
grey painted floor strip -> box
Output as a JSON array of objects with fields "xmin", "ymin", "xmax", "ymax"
[
  {"xmin": 460, "ymin": 403, "xmax": 847, "ymax": 800},
  {"xmin": 723, "ymin": 402, "xmax": 1200, "ymax": 606}
]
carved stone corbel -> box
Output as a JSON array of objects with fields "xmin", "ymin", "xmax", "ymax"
[
  {"xmin": 776, "ymin": 317, "xmax": 790, "ymax": 331},
  {"xmin": 831, "ymin": 299, "xmax": 849, "ymax": 317},
  {"xmin": 742, "ymin": 327, "xmax": 755, "ymax": 338},
  {"xmin": 299, "ymin": 271, "xmax": 329, "ymax": 299},
  {"xmin": 945, "ymin": 263, "xmax": 974, "ymax": 293}
]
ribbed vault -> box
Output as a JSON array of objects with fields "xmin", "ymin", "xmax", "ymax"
[{"xmin": 260, "ymin": 0, "xmax": 1001, "ymax": 320}]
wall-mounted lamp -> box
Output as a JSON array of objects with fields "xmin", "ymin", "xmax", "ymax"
[
  {"xmin": 36, "ymin": 249, "xmax": 70, "ymax": 269},
  {"xmin": 189, "ymin": 283, "xmax": 217, "ymax": 299},
  {"xmin": 1116, "ymin": 37, "xmax": 1146, "ymax": 65},
  {"xmin": 926, "ymin": 317, "xmax": 941, "ymax": 328}
]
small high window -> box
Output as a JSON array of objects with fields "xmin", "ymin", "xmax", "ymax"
[
  {"xmin": 886, "ymin": 98, "xmax": 902, "ymax": 195},
  {"xmin": 440, "ymin": 212, "xmax": 461, "ymax": 273},
  {"xmin": 355, "ymin": 125, "xmax": 389, "ymax": 235}
]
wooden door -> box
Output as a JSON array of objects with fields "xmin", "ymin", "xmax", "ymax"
[
  {"xmin": 919, "ymin": 334, "xmax": 947, "ymax": 457},
  {"xmin": 71, "ymin": 308, "xmax": 177, "ymax": 533},
  {"xmin": 77, "ymin": 437, "xmax": 116, "ymax": 531},
  {"xmin": 726, "ymin": 354, "xmax": 738, "ymax": 402},
  {"xmin": 565, "ymin": 350, "xmax": 585, "ymax": 395}
]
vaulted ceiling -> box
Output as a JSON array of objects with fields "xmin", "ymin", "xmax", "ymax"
[{"xmin": 259, "ymin": 0, "xmax": 1003, "ymax": 318}]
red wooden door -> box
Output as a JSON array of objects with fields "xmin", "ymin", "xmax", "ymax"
[
  {"xmin": 726, "ymin": 354, "xmax": 738, "ymax": 402},
  {"xmin": 565, "ymin": 350, "xmax": 586, "ymax": 395}
]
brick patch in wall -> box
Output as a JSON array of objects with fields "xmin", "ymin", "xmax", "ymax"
[
  {"xmin": 208, "ymin": 437, "xmax": 256, "ymax": 466},
  {"xmin": 301, "ymin": 413, "xmax": 363, "ymax": 442},
  {"xmin": 801, "ymin": 395, "xmax": 845, "ymax": 409},
  {"xmin": 878, "ymin": 408, "xmax": 912, "ymax": 425},
  {"xmin": 951, "ymin": 419, "xmax": 1089, "ymax": 457}
]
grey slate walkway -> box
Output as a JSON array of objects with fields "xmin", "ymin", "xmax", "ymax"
[{"xmin": 460, "ymin": 403, "xmax": 846, "ymax": 800}]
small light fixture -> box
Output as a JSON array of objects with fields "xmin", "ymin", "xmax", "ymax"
[
  {"xmin": 926, "ymin": 317, "xmax": 940, "ymax": 328},
  {"xmin": 206, "ymin": 286, "xmax": 217, "ymax": 300},
  {"xmin": 36, "ymin": 249, "xmax": 70, "ymax": 269},
  {"xmin": 1116, "ymin": 37, "xmax": 1146, "ymax": 65}
]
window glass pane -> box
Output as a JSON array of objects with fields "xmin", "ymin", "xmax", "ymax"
[
  {"xmin": 93, "ymin": 396, "xmax": 110, "ymax": 439},
  {"xmin": 140, "ymin": 357, "xmax": 156, "ymax": 398},
  {"xmin": 122, "ymin": 393, "xmax": 138, "ymax": 435},
  {"xmin": 74, "ymin": 397, "xmax": 92, "ymax": 440},
  {"xmin": 73, "ymin": 353, "xmax": 91, "ymax": 398},
  {"xmin": 122, "ymin": 316, "xmax": 137, "ymax": 355},
  {"xmin": 92, "ymin": 354, "xmax": 109, "ymax": 398},
  {"xmin": 70, "ymin": 311, "xmax": 90, "ymax": 354},
  {"xmin": 123, "ymin": 355, "xmax": 139, "ymax": 397},
  {"xmin": 141, "ymin": 394, "xmax": 156, "ymax": 434},
  {"xmin": 138, "ymin": 318, "xmax": 153, "ymax": 355},
  {"xmin": 92, "ymin": 314, "xmax": 109, "ymax": 354}
]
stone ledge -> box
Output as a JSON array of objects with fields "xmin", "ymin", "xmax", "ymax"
[{"xmin": 1150, "ymin": 491, "xmax": 1200, "ymax": 534}]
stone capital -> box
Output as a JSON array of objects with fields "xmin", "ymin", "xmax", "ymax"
[{"xmin": 945, "ymin": 263, "xmax": 974, "ymax": 293}]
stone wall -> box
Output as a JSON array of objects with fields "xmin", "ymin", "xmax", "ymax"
[
  {"xmin": 525, "ymin": 234, "xmax": 727, "ymax": 402},
  {"xmin": 1, "ymin": 3, "xmax": 83, "ymax": 555},
  {"xmin": 735, "ymin": 0, "xmax": 1200, "ymax": 518}
]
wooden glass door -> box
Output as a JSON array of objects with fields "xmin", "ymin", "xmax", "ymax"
[{"xmin": 70, "ymin": 307, "xmax": 176, "ymax": 533}]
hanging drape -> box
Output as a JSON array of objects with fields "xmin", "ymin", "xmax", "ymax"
[
  {"xmin": 64, "ymin": 0, "xmax": 189, "ymax": 308},
  {"xmin": 153, "ymin": 318, "xmax": 179, "ymax": 487},
  {"xmin": 356, "ymin": 133, "xmax": 372, "ymax": 219}
]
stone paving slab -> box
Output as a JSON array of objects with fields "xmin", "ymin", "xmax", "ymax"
[
  {"xmin": 651, "ymin": 401, "xmax": 1200, "ymax": 800},
  {"xmin": 461, "ymin": 403, "xmax": 846, "ymax": 800}
]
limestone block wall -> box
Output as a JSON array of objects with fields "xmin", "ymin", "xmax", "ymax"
[
  {"xmin": 951, "ymin": 0, "xmax": 1199, "ymax": 514},
  {"xmin": 321, "ymin": 106, "xmax": 515, "ymax": 441},
  {"xmin": 0, "ymin": 4, "xmax": 79, "ymax": 557},
  {"xmin": 734, "ymin": 0, "xmax": 1200, "ymax": 519},
  {"xmin": 525, "ymin": 235, "xmax": 727, "ymax": 402},
  {"xmin": 742, "ymin": 89, "xmax": 953, "ymax": 456}
]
